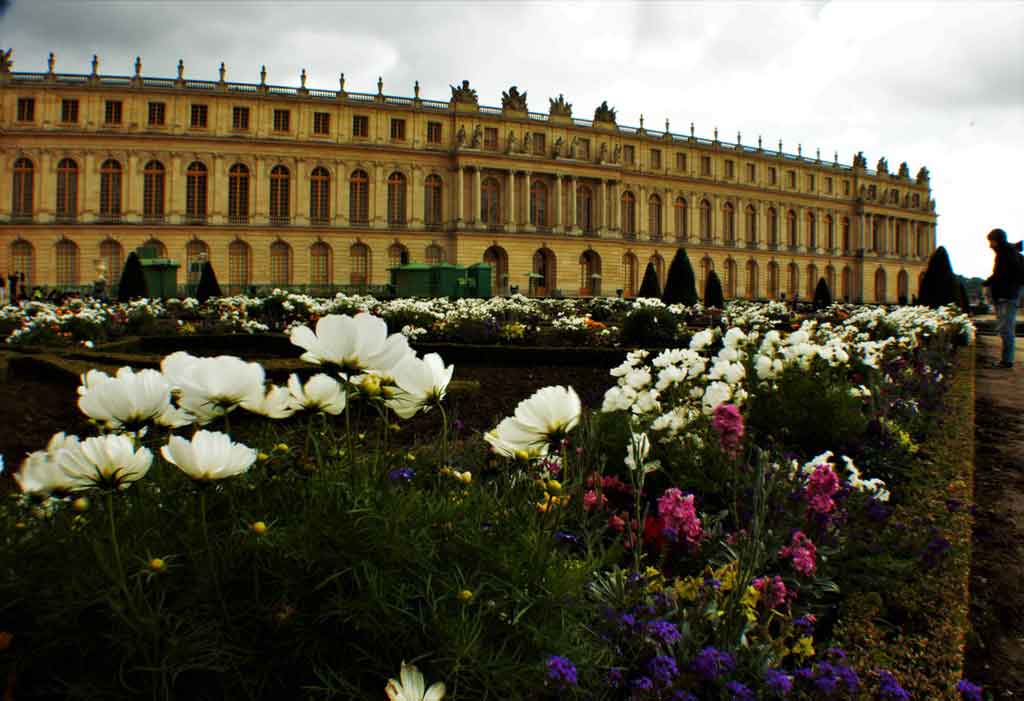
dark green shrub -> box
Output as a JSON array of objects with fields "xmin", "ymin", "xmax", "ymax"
[
  {"xmin": 116, "ymin": 252, "xmax": 148, "ymax": 301},
  {"xmin": 813, "ymin": 277, "xmax": 832, "ymax": 309},
  {"xmin": 621, "ymin": 305, "xmax": 678, "ymax": 347},
  {"xmin": 918, "ymin": 246, "xmax": 957, "ymax": 307},
  {"xmin": 196, "ymin": 262, "xmax": 222, "ymax": 303},
  {"xmin": 703, "ymin": 270, "xmax": 724, "ymax": 308},
  {"xmin": 637, "ymin": 262, "xmax": 661, "ymax": 298},
  {"xmin": 661, "ymin": 248, "xmax": 698, "ymax": 306}
]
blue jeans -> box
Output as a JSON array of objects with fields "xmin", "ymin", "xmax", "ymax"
[{"xmin": 996, "ymin": 293, "xmax": 1020, "ymax": 364}]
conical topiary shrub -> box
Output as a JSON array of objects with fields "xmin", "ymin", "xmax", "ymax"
[
  {"xmin": 703, "ymin": 270, "xmax": 724, "ymax": 309},
  {"xmin": 196, "ymin": 261, "xmax": 223, "ymax": 303},
  {"xmin": 918, "ymin": 246, "xmax": 957, "ymax": 307},
  {"xmin": 116, "ymin": 251, "xmax": 148, "ymax": 301},
  {"xmin": 637, "ymin": 262, "xmax": 661, "ymax": 298},
  {"xmin": 662, "ymin": 248, "xmax": 699, "ymax": 306},
  {"xmin": 813, "ymin": 277, "xmax": 832, "ymax": 309}
]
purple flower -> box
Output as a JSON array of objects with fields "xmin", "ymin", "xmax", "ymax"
[
  {"xmin": 672, "ymin": 693, "xmax": 698, "ymax": 701},
  {"xmin": 646, "ymin": 655, "xmax": 679, "ymax": 685},
  {"xmin": 631, "ymin": 676, "xmax": 654, "ymax": 690},
  {"xmin": 606, "ymin": 668, "xmax": 625, "ymax": 688},
  {"xmin": 387, "ymin": 467, "xmax": 415, "ymax": 482},
  {"xmin": 646, "ymin": 619, "xmax": 681, "ymax": 646},
  {"xmin": 691, "ymin": 646, "xmax": 735, "ymax": 681},
  {"xmin": 877, "ymin": 671, "xmax": 911, "ymax": 701},
  {"xmin": 794, "ymin": 614, "xmax": 817, "ymax": 635},
  {"xmin": 764, "ymin": 668, "xmax": 793, "ymax": 697},
  {"xmin": 555, "ymin": 530, "xmax": 580, "ymax": 546},
  {"xmin": 545, "ymin": 655, "xmax": 578, "ymax": 688},
  {"xmin": 726, "ymin": 680, "xmax": 755, "ymax": 701},
  {"xmin": 957, "ymin": 679, "xmax": 983, "ymax": 701}
]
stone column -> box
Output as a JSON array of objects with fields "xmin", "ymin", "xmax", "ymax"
[
  {"xmin": 553, "ymin": 174, "xmax": 563, "ymax": 232},
  {"xmin": 126, "ymin": 154, "xmax": 141, "ymax": 222},
  {"xmin": 508, "ymin": 169, "xmax": 517, "ymax": 230},
  {"xmin": 253, "ymin": 157, "xmax": 268, "ymax": 225},
  {"xmin": 372, "ymin": 163, "xmax": 386, "ymax": 228},
  {"xmin": 335, "ymin": 162, "xmax": 349, "ymax": 227},
  {"xmin": 295, "ymin": 160, "xmax": 309, "ymax": 226},
  {"xmin": 599, "ymin": 180, "xmax": 610, "ymax": 236},
  {"xmin": 473, "ymin": 167, "xmax": 482, "ymax": 229},
  {"xmin": 410, "ymin": 166, "xmax": 423, "ymax": 226},
  {"xmin": 637, "ymin": 185, "xmax": 649, "ymax": 240},
  {"xmin": 523, "ymin": 171, "xmax": 535, "ymax": 231},
  {"xmin": 37, "ymin": 151, "xmax": 52, "ymax": 222},
  {"xmin": 567, "ymin": 176, "xmax": 578, "ymax": 233},
  {"xmin": 211, "ymin": 155, "xmax": 227, "ymax": 225},
  {"xmin": 455, "ymin": 166, "xmax": 465, "ymax": 229},
  {"xmin": 712, "ymin": 195, "xmax": 721, "ymax": 244}
]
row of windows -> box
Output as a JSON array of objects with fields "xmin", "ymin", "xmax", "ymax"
[{"xmin": 8, "ymin": 236, "xmax": 913, "ymax": 302}]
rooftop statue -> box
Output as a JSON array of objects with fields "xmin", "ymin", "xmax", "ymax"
[
  {"xmin": 593, "ymin": 100, "xmax": 617, "ymax": 124},
  {"xmin": 450, "ymin": 79, "xmax": 478, "ymax": 105},
  {"xmin": 876, "ymin": 157, "xmax": 888, "ymax": 174},
  {"xmin": 549, "ymin": 94, "xmax": 572, "ymax": 117},
  {"xmin": 898, "ymin": 161, "xmax": 910, "ymax": 178},
  {"xmin": 916, "ymin": 166, "xmax": 930, "ymax": 184},
  {"xmin": 501, "ymin": 85, "xmax": 528, "ymax": 112},
  {"xmin": 1, "ymin": 48, "xmax": 13, "ymax": 74},
  {"xmin": 853, "ymin": 151, "xmax": 867, "ymax": 168}
]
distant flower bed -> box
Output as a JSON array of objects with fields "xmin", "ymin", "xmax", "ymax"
[{"xmin": 0, "ymin": 304, "xmax": 981, "ymax": 699}]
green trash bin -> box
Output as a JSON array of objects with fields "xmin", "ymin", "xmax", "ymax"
[
  {"xmin": 140, "ymin": 259, "xmax": 181, "ymax": 298},
  {"xmin": 466, "ymin": 263, "xmax": 492, "ymax": 298},
  {"xmin": 431, "ymin": 263, "xmax": 467, "ymax": 298},
  {"xmin": 390, "ymin": 264, "xmax": 433, "ymax": 298}
]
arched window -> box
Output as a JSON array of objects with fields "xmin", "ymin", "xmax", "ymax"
[
  {"xmin": 270, "ymin": 240, "xmax": 291, "ymax": 287},
  {"xmin": 842, "ymin": 217, "xmax": 851, "ymax": 252},
  {"xmin": 483, "ymin": 245, "xmax": 508, "ymax": 296},
  {"xmin": 648, "ymin": 194, "xmax": 662, "ymax": 241},
  {"xmin": 787, "ymin": 262, "xmax": 799, "ymax": 299},
  {"xmin": 700, "ymin": 256, "xmax": 714, "ymax": 298},
  {"xmin": 55, "ymin": 238, "xmax": 79, "ymax": 287},
  {"xmin": 724, "ymin": 258, "xmax": 737, "ymax": 298},
  {"xmin": 142, "ymin": 238, "xmax": 167, "ymax": 258},
  {"xmin": 580, "ymin": 250, "xmax": 602, "ymax": 296},
  {"xmin": 388, "ymin": 171, "xmax": 407, "ymax": 226},
  {"xmin": 12, "ymin": 157, "xmax": 33, "ymax": 218},
  {"xmin": 700, "ymin": 199, "xmax": 712, "ymax": 241},
  {"xmin": 424, "ymin": 174, "xmax": 443, "ymax": 227},
  {"xmin": 620, "ymin": 252, "xmax": 637, "ymax": 297},
  {"xmin": 898, "ymin": 269, "xmax": 909, "ymax": 303},
  {"xmin": 674, "ymin": 197, "xmax": 688, "ymax": 241},
  {"xmin": 825, "ymin": 215, "xmax": 835, "ymax": 250},
  {"xmin": 100, "ymin": 238, "xmax": 123, "ymax": 282},
  {"xmin": 350, "ymin": 242, "xmax": 371, "ymax": 286},
  {"xmin": 228, "ymin": 164, "xmax": 250, "ymax": 224},
  {"xmin": 310, "ymin": 241, "xmax": 332, "ymax": 289},
  {"xmin": 56, "ymin": 158, "xmax": 78, "ymax": 220},
  {"xmin": 269, "ymin": 165, "xmax": 290, "ymax": 224},
  {"xmin": 99, "ymin": 159, "xmax": 122, "ymax": 220},
  {"xmin": 425, "ymin": 243, "xmax": 444, "ymax": 264},
  {"xmin": 388, "ymin": 243, "xmax": 409, "ymax": 268},
  {"xmin": 745, "ymin": 205, "xmax": 757, "ymax": 245},
  {"xmin": 806, "ymin": 264, "xmax": 818, "ymax": 298},
  {"xmin": 825, "ymin": 265, "xmax": 837, "ymax": 298},
  {"xmin": 350, "ymin": 170, "xmax": 369, "ymax": 225},
  {"xmin": 650, "ymin": 253, "xmax": 665, "ymax": 289},
  {"xmin": 310, "ymin": 167, "xmax": 330, "ymax": 224},
  {"xmin": 228, "ymin": 240, "xmax": 251, "ymax": 293},
  {"xmin": 874, "ymin": 268, "xmax": 887, "ymax": 303},
  {"xmin": 768, "ymin": 207, "xmax": 778, "ymax": 246},
  {"xmin": 745, "ymin": 260, "xmax": 759, "ymax": 299},
  {"xmin": 10, "ymin": 239, "xmax": 34, "ymax": 287},
  {"xmin": 842, "ymin": 266, "xmax": 853, "ymax": 302},
  {"xmin": 186, "ymin": 162, "xmax": 208, "ymax": 222},
  {"xmin": 767, "ymin": 262, "xmax": 780, "ymax": 299},
  {"xmin": 481, "ymin": 177, "xmax": 500, "ymax": 227},
  {"xmin": 786, "ymin": 210, "xmax": 797, "ymax": 248},
  {"xmin": 578, "ymin": 185, "xmax": 594, "ymax": 234},
  {"xmin": 143, "ymin": 160, "xmax": 165, "ymax": 221},
  {"xmin": 530, "ymin": 179, "xmax": 548, "ymax": 228},
  {"xmin": 806, "ymin": 211, "xmax": 816, "ymax": 249},
  {"xmin": 723, "ymin": 202, "xmax": 735, "ymax": 243},
  {"xmin": 621, "ymin": 191, "xmax": 636, "ymax": 237},
  {"xmin": 532, "ymin": 248, "xmax": 556, "ymax": 296},
  {"xmin": 185, "ymin": 239, "xmax": 209, "ymax": 286}
]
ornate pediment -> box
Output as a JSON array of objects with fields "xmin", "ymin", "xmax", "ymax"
[
  {"xmin": 593, "ymin": 100, "xmax": 617, "ymax": 124},
  {"xmin": 450, "ymin": 80, "xmax": 478, "ymax": 105},
  {"xmin": 549, "ymin": 94, "xmax": 572, "ymax": 118},
  {"xmin": 501, "ymin": 86, "xmax": 528, "ymax": 112}
]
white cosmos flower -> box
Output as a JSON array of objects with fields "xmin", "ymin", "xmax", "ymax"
[
  {"xmin": 387, "ymin": 353, "xmax": 454, "ymax": 419},
  {"xmin": 77, "ymin": 366, "xmax": 173, "ymax": 431},
  {"xmin": 163, "ymin": 353, "xmax": 266, "ymax": 424},
  {"xmin": 15, "ymin": 432, "xmax": 81, "ymax": 494},
  {"xmin": 486, "ymin": 385, "xmax": 582, "ymax": 456},
  {"xmin": 702, "ymin": 381, "xmax": 733, "ymax": 415},
  {"xmin": 248, "ymin": 384, "xmax": 296, "ymax": 420},
  {"xmin": 385, "ymin": 661, "xmax": 446, "ymax": 701},
  {"xmin": 56, "ymin": 434, "xmax": 153, "ymax": 491},
  {"xmin": 161, "ymin": 430, "xmax": 257, "ymax": 481},
  {"xmin": 290, "ymin": 312, "xmax": 413, "ymax": 376},
  {"xmin": 286, "ymin": 373, "xmax": 347, "ymax": 415},
  {"xmin": 624, "ymin": 432, "xmax": 652, "ymax": 472},
  {"xmin": 485, "ymin": 416, "xmax": 551, "ymax": 457}
]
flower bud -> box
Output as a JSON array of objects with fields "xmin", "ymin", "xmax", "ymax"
[
  {"xmin": 148, "ymin": 558, "xmax": 167, "ymax": 573},
  {"xmin": 457, "ymin": 589, "xmax": 474, "ymax": 603},
  {"xmin": 72, "ymin": 497, "xmax": 90, "ymax": 512},
  {"xmin": 251, "ymin": 521, "xmax": 268, "ymax": 535}
]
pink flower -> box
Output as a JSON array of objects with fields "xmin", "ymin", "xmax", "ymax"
[
  {"xmin": 805, "ymin": 464, "xmax": 840, "ymax": 515},
  {"xmin": 583, "ymin": 489, "xmax": 608, "ymax": 512},
  {"xmin": 657, "ymin": 488, "xmax": 703, "ymax": 545},
  {"xmin": 712, "ymin": 403, "xmax": 745, "ymax": 457},
  {"xmin": 779, "ymin": 531, "xmax": 817, "ymax": 576}
]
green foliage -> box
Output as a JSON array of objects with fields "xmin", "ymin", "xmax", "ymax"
[
  {"xmin": 813, "ymin": 277, "xmax": 832, "ymax": 309},
  {"xmin": 620, "ymin": 306, "xmax": 678, "ymax": 347},
  {"xmin": 661, "ymin": 248, "xmax": 698, "ymax": 306},
  {"xmin": 703, "ymin": 270, "xmax": 724, "ymax": 309},
  {"xmin": 918, "ymin": 246, "xmax": 957, "ymax": 307},
  {"xmin": 117, "ymin": 252, "xmax": 148, "ymax": 302},
  {"xmin": 196, "ymin": 262, "xmax": 222, "ymax": 303},
  {"xmin": 637, "ymin": 262, "xmax": 661, "ymax": 299}
]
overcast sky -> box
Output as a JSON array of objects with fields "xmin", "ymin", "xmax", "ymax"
[{"xmin": 2, "ymin": 0, "xmax": 1022, "ymax": 278}]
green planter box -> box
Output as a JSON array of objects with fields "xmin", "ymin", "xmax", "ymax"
[{"xmin": 140, "ymin": 259, "xmax": 181, "ymax": 298}]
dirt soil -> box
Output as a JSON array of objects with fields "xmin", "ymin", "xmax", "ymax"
[{"xmin": 965, "ymin": 335, "xmax": 1024, "ymax": 699}]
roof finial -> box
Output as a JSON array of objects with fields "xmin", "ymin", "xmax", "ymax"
[
  {"xmin": 816, "ymin": 147, "xmax": 820, "ymax": 161},
  {"xmin": 90, "ymin": 54, "xmax": 98, "ymax": 76},
  {"xmin": 176, "ymin": 59, "xmax": 184, "ymax": 80},
  {"xmin": 377, "ymin": 76, "xmax": 383, "ymax": 95},
  {"xmin": 690, "ymin": 121, "xmax": 694, "ymax": 137},
  {"xmin": 300, "ymin": 68, "xmax": 307, "ymax": 88},
  {"xmin": 798, "ymin": 143, "xmax": 802, "ymax": 157},
  {"xmin": 339, "ymin": 72, "xmax": 346, "ymax": 94},
  {"xmin": 778, "ymin": 139, "xmax": 783, "ymax": 153},
  {"xmin": 834, "ymin": 151, "xmax": 838, "ymax": 164},
  {"xmin": 758, "ymin": 135, "xmax": 762, "ymax": 150},
  {"xmin": 639, "ymin": 113, "xmax": 644, "ymax": 129},
  {"xmin": 737, "ymin": 131, "xmax": 741, "ymax": 145},
  {"xmin": 135, "ymin": 56, "xmax": 142, "ymax": 77},
  {"xmin": 414, "ymin": 80, "xmax": 420, "ymax": 99},
  {"xmin": 47, "ymin": 52, "xmax": 55, "ymax": 74},
  {"xmin": 260, "ymin": 65, "xmax": 266, "ymax": 86},
  {"xmin": 713, "ymin": 126, "xmax": 718, "ymax": 141},
  {"xmin": 219, "ymin": 62, "xmax": 226, "ymax": 83}
]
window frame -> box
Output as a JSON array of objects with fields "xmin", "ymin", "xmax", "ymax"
[
  {"xmin": 273, "ymin": 108, "xmax": 291, "ymax": 133},
  {"xmin": 61, "ymin": 98, "xmax": 79, "ymax": 124},
  {"xmin": 147, "ymin": 101, "xmax": 166, "ymax": 127},
  {"xmin": 427, "ymin": 121, "xmax": 443, "ymax": 144},
  {"xmin": 104, "ymin": 100, "xmax": 123, "ymax": 125},
  {"xmin": 390, "ymin": 118, "xmax": 406, "ymax": 142},
  {"xmin": 352, "ymin": 115, "xmax": 369, "ymax": 138},
  {"xmin": 190, "ymin": 103, "xmax": 208, "ymax": 129},
  {"xmin": 313, "ymin": 111, "xmax": 330, "ymax": 135},
  {"xmin": 232, "ymin": 106, "xmax": 251, "ymax": 131},
  {"xmin": 17, "ymin": 97, "xmax": 35, "ymax": 122}
]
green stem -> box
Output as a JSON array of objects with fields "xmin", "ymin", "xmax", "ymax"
[
  {"xmin": 199, "ymin": 490, "xmax": 230, "ymax": 623},
  {"xmin": 107, "ymin": 490, "xmax": 128, "ymax": 599},
  {"xmin": 439, "ymin": 403, "xmax": 449, "ymax": 469}
]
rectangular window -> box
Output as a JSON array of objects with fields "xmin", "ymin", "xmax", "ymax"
[
  {"xmin": 104, "ymin": 100, "xmax": 122, "ymax": 125},
  {"xmin": 724, "ymin": 159, "xmax": 734, "ymax": 179},
  {"xmin": 190, "ymin": 104, "xmax": 208, "ymax": 129},
  {"xmin": 148, "ymin": 101, "xmax": 165, "ymax": 126},
  {"xmin": 532, "ymin": 132, "xmax": 546, "ymax": 155},
  {"xmin": 700, "ymin": 155, "xmax": 711, "ymax": 176},
  {"xmin": 352, "ymin": 114, "xmax": 369, "ymax": 138},
  {"xmin": 232, "ymin": 106, "xmax": 250, "ymax": 130},
  {"xmin": 768, "ymin": 167, "xmax": 777, "ymax": 185},
  {"xmin": 650, "ymin": 149, "xmax": 661, "ymax": 169},
  {"xmin": 843, "ymin": 180, "xmax": 850, "ymax": 195},
  {"xmin": 61, "ymin": 98, "xmax": 79, "ymax": 124},
  {"xmin": 273, "ymin": 109, "xmax": 290, "ymax": 132},
  {"xmin": 484, "ymin": 127, "xmax": 498, "ymax": 151},
  {"xmin": 825, "ymin": 176, "xmax": 833, "ymax": 194},
  {"xmin": 17, "ymin": 98, "xmax": 35, "ymax": 122},
  {"xmin": 746, "ymin": 163, "xmax": 756, "ymax": 182},
  {"xmin": 390, "ymin": 118, "xmax": 406, "ymax": 141},
  {"xmin": 313, "ymin": 112, "xmax": 330, "ymax": 135},
  {"xmin": 676, "ymin": 152, "xmax": 687, "ymax": 171},
  {"xmin": 624, "ymin": 145, "xmax": 635, "ymax": 165},
  {"xmin": 807, "ymin": 174, "xmax": 815, "ymax": 191},
  {"xmin": 427, "ymin": 121, "xmax": 442, "ymax": 144},
  {"xmin": 787, "ymin": 170, "xmax": 796, "ymax": 188},
  {"xmin": 579, "ymin": 138, "xmax": 590, "ymax": 160}
]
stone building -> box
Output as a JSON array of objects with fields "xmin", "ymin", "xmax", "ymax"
[{"xmin": 0, "ymin": 51, "xmax": 938, "ymax": 301}]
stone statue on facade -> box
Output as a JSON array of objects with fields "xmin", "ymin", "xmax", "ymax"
[
  {"xmin": 553, "ymin": 137, "xmax": 564, "ymax": 158},
  {"xmin": 549, "ymin": 94, "xmax": 572, "ymax": 118},
  {"xmin": 456, "ymin": 125, "xmax": 467, "ymax": 147},
  {"xmin": 506, "ymin": 130, "xmax": 518, "ymax": 154},
  {"xmin": 0, "ymin": 48, "xmax": 13, "ymax": 74},
  {"xmin": 470, "ymin": 124, "xmax": 482, "ymax": 148},
  {"xmin": 568, "ymin": 136, "xmax": 578, "ymax": 159},
  {"xmin": 876, "ymin": 157, "xmax": 888, "ymax": 174},
  {"xmin": 450, "ymin": 79, "xmax": 479, "ymax": 105},
  {"xmin": 521, "ymin": 132, "xmax": 530, "ymax": 153},
  {"xmin": 853, "ymin": 151, "xmax": 867, "ymax": 168},
  {"xmin": 593, "ymin": 100, "xmax": 617, "ymax": 124},
  {"xmin": 598, "ymin": 142, "xmax": 608, "ymax": 163},
  {"xmin": 612, "ymin": 144, "xmax": 622, "ymax": 164},
  {"xmin": 501, "ymin": 85, "xmax": 528, "ymax": 112},
  {"xmin": 916, "ymin": 166, "xmax": 930, "ymax": 184}
]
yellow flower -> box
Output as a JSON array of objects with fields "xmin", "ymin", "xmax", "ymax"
[
  {"xmin": 546, "ymin": 479, "xmax": 562, "ymax": 494},
  {"xmin": 251, "ymin": 521, "xmax": 268, "ymax": 535},
  {"xmin": 258, "ymin": 452, "xmax": 270, "ymax": 461},
  {"xmin": 457, "ymin": 589, "xmax": 474, "ymax": 603},
  {"xmin": 673, "ymin": 576, "xmax": 700, "ymax": 602},
  {"xmin": 273, "ymin": 443, "xmax": 289, "ymax": 453},
  {"xmin": 72, "ymin": 497, "xmax": 90, "ymax": 512},
  {"xmin": 715, "ymin": 562, "xmax": 738, "ymax": 593},
  {"xmin": 148, "ymin": 558, "xmax": 167, "ymax": 573},
  {"xmin": 406, "ymin": 453, "xmax": 416, "ymax": 461},
  {"xmin": 792, "ymin": 636, "xmax": 815, "ymax": 659},
  {"xmin": 741, "ymin": 585, "xmax": 760, "ymax": 623}
]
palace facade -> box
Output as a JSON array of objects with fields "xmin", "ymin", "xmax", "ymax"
[{"xmin": 0, "ymin": 52, "xmax": 939, "ymax": 302}]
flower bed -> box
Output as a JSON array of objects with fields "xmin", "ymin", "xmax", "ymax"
[{"xmin": 0, "ymin": 303, "xmax": 983, "ymax": 700}]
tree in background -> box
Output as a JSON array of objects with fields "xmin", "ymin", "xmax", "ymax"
[
  {"xmin": 196, "ymin": 262, "xmax": 223, "ymax": 303},
  {"xmin": 813, "ymin": 277, "xmax": 832, "ymax": 310},
  {"xmin": 661, "ymin": 248, "xmax": 698, "ymax": 306},
  {"xmin": 637, "ymin": 262, "xmax": 661, "ymax": 298},
  {"xmin": 116, "ymin": 252, "xmax": 148, "ymax": 301},
  {"xmin": 703, "ymin": 270, "xmax": 724, "ymax": 309}
]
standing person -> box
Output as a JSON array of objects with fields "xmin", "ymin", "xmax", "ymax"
[
  {"xmin": 982, "ymin": 228, "xmax": 1023, "ymax": 368},
  {"xmin": 0, "ymin": 273, "xmax": 6, "ymax": 306},
  {"xmin": 8, "ymin": 272, "xmax": 17, "ymax": 303}
]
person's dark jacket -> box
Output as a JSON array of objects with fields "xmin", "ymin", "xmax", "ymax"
[{"xmin": 984, "ymin": 241, "xmax": 1023, "ymax": 300}]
